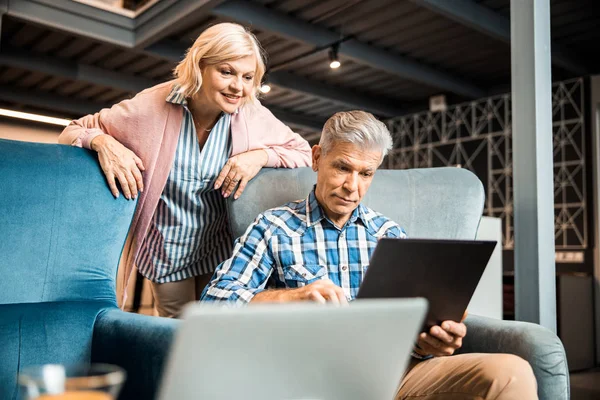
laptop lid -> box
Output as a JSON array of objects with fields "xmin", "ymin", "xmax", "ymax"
[
  {"xmin": 158, "ymin": 299, "xmax": 427, "ymax": 400},
  {"xmin": 357, "ymin": 238, "xmax": 497, "ymax": 329}
]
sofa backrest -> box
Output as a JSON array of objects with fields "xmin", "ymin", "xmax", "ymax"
[
  {"xmin": 0, "ymin": 139, "xmax": 136, "ymax": 305},
  {"xmin": 228, "ymin": 167, "xmax": 484, "ymax": 240}
]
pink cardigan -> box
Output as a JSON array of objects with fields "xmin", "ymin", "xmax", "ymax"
[{"xmin": 58, "ymin": 81, "xmax": 312, "ymax": 302}]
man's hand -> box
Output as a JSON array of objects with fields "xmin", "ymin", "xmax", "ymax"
[
  {"xmin": 414, "ymin": 311, "xmax": 468, "ymax": 357},
  {"xmin": 251, "ymin": 279, "xmax": 349, "ymax": 305}
]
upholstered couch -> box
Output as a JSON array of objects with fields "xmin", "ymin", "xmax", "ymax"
[
  {"xmin": 0, "ymin": 139, "xmax": 177, "ymax": 400},
  {"xmin": 0, "ymin": 138, "xmax": 569, "ymax": 399}
]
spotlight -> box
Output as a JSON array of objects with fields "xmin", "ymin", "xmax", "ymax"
[
  {"xmin": 329, "ymin": 44, "xmax": 341, "ymax": 69},
  {"xmin": 260, "ymin": 83, "xmax": 271, "ymax": 94}
]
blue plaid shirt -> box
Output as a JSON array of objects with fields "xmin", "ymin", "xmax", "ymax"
[{"xmin": 201, "ymin": 188, "xmax": 406, "ymax": 304}]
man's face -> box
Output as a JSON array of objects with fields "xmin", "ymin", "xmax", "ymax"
[{"xmin": 312, "ymin": 142, "xmax": 382, "ymax": 227}]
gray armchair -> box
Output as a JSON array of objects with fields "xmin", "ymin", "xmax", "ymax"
[{"xmin": 229, "ymin": 167, "xmax": 570, "ymax": 400}]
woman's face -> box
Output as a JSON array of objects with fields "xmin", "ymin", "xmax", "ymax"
[{"xmin": 198, "ymin": 55, "xmax": 257, "ymax": 114}]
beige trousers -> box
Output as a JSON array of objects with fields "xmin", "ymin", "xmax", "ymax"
[
  {"xmin": 149, "ymin": 274, "xmax": 213, "ymax": 318},
  {"xmin": 396, "ymin": 353, "xmax": 538, "ymax": 400}
]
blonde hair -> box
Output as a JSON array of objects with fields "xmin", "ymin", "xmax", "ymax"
[
  {"xmin": 319, "ymin": 111, "xmax": 393, "ymax": 163},
  {"xmin": 173, "ymin": 23, "xmax": 266, "ymax": 103}
]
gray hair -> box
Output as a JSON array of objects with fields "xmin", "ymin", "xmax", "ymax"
[{"xmin": 319, "ymin": 111, "xmax": 393, "ymax": 162}]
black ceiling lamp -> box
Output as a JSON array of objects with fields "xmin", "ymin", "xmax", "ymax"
[{"xmin": 329, "ymin": 43, "xmax": 341, "ymax": 69}]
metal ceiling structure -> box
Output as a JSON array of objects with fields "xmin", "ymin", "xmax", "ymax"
[{"xmin": 0, "ymin": 0, "xmax": 598, "ymax": 140}]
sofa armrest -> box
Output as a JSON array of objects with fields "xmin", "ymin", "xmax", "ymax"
[
  {"xmin": 92, "ymin": 309, "xmax": 180, "ymax": 400},
  {"xmin": 458, "ymin": 314, "xmax": 569, "ymax": 400}
]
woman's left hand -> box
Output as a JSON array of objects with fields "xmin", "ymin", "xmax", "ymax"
[{"xmin": 215, "ymin": 149, "xmax": 269, "ymax": 199}]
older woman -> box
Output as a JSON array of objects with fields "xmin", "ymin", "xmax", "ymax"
[{"xmin": 59, "ymin": 23, "xmax": 312, "ymax": 317}]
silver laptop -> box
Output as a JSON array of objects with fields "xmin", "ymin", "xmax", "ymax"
[{"xmin": 158, "ymin": 299, "xmax": 427, "ymax": 400}]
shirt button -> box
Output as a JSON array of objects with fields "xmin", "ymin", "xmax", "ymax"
[
  {"xmin": 301, "ymin": 272, "xmax": 307, "ymax": 277},
  {"xmin": 341, "ymin": 265, "xmax": 348, "ymax": 271}
]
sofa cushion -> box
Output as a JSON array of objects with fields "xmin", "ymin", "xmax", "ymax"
[
  {"xmin": 93, "ymin": 309, "xmax": 180, "ymax": 400},
  {"xmin": 0, "ymin": 301, "xmax": 115, "ymax": 400}
]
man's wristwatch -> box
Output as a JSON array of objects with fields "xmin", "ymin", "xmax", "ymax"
[{"xmin": 411, "ymin": 349, "xmax": 433, "ymax": 361}]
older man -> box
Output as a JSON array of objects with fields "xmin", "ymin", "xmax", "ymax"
[{"xmin": 201, "ymin": 111, "xmax": 537, "ymax": 399}]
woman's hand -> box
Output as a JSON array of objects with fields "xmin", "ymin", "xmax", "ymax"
[
  {"xmin": 91, "ymin": 135, "xmax": 145, "ymax": 200},
  {"xmin": 214, "ymin": 149, "xmax": 268, "ymax": 199}
]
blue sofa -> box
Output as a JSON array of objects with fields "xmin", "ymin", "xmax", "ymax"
[
  {"xmin": 0, "ymin": 139, "xmax": 569, "ymax": 399},
  {"xmin": 0, "ymin": 139, "xmax": 177, "ymax": 399}
]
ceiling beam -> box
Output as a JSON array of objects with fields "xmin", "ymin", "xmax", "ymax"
[
  {"xmin": 407, "ymin": 0, "xmax": 588, "ymax": 75},
  {"xmin": 267, "ymin": 106, "xmax": 325, "ymax": 131},
  {"xmin": 134, "ymin": 0, "xmax": 224, "ymax": 49},
  {"xmin": 4, "ymin": 0, "xmax": 134, "ymax": 47},
  {"xmin": 268, "ymin": 72, "xmax": 404, "ymax": 116},
  {"xmin": 4, "ymin": 0, "xmax": 222, "ymax": 50},
  {"xmin": 0, "ymin": 46, "xmax": 158, "ymax": 93},
  {"xmin": 0, "ymin": 84, "xmax": 111, "ymax": 116},
  {"xmin": 144, "ymin": 39, "xmax": 187, "ymax": 63},
  {"xmin": 212, "ymin": 0, "xmax": 486, "ymax": 98},
  {"xmin": 145, "ymin": 41, "xmax": 406, "ymax": 116}
]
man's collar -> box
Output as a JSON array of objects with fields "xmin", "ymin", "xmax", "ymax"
[
  {"xmin": 306, "ymin": 187, "xmax": 369, "ymax": 229},
  {"xmin": 306, "ymin": 189, "xmax": 325, "ymax": 227}
]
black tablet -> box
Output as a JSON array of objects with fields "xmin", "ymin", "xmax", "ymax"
[{"xmin": 356, "ymin": 238, "xmax": 497, "ymax": 330}]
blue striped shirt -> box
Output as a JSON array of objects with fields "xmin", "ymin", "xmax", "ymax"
[
  {"xmin": 201, "ymin": 189, "xmax": 406, "ymax": 303},
  {"xmin": 136, "ymin": 88, "xmax": 233, "ymax": 283}
]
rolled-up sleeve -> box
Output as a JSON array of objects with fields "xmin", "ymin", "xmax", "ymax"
[
  {"xmin": 385, "ymin": 225, "xmax": 407, "ymax": 239},
  {"xmin": 201, "ymin": 215, "xmax": 276, "ymax": 304}
]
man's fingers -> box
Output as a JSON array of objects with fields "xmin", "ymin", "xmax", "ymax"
[
  {"xmin": 317, "ymin": 281, "xmax": 348, "ymax": 305},
  {"xmin": 420, "ymin": 333, "xmax": 447, "ymax": 351},
  {"xmin": 308, "ymin": 291, "xmax": 327, "ymax": 304},
  {"xmin": 452, "ymin": 336, "xmax": 463, "ymax": 349},
  {"xmin": 441, "ymin": 320, "xmax": 467, "ymax": 338},
  {"xmin": 214, "ymin": 162, "xmax": 232, "ymax": 190},
  {"xmin": 429, "ymin": 325, "xmax": 454, "ymax": 344},
  {"xmin": 334, "ymin": 287, "xmax": 349, "ymax": 304},
  {"xmin": 420, "ymin": 333, "xmax": 455, "ymax": 356},
  {"xmin": 419, "ymin": 332, "xmax": 441, "ymax": 349},
  {"xmin": 323, "ymin": 288, "xmax": 340, "ymax": 305},
  {"xmin": 415, "ymin": 340, "xmax": 437, "ymax": 356}
]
